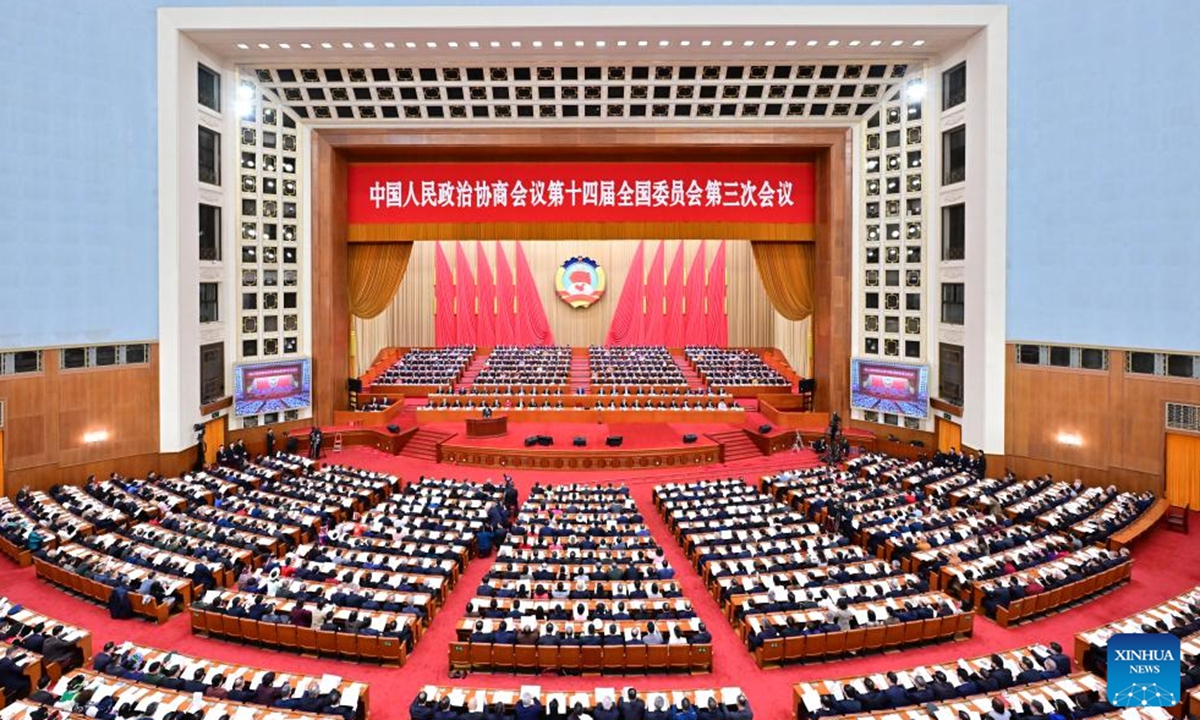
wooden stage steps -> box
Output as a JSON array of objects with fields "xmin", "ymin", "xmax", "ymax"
[
  {"xmin": 707, "ymin": 429, "xmax": 765, "ymax": 462},
  {"xmin": 400, "ymin": 428, "xmax": 456, "ymax": 461},
  {"xmin": 454, "ymin": 351, "xmax": 491, "ymax": 390},
  {"xmin": 670, "ymin": 351, "xmax": 708, "ymax": 390},
  {"xmin": 569, "ymin": 355, "xmax": 591, "ymax": 392}
]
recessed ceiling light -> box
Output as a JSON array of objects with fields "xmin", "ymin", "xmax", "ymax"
[
  {"xmin": 490, "ymin": 41, "xmax": 501, "ymax": 48},
  {"xmin": 361, "ymin": 42, "xmax": 374, "ymax": 49},
  {"xmin": 469, "ymin": 41, "xmax": 479, "ymax": 48},
  {"xmin": 827, "ymin": 40, "xmax": 839, "ymax": 46},
  {"xmin": 595, "ymin": 40, "xmax": 606, "ymax": 47},
  {"xmin": 806, "ymin": 40, "xmax": 819, "ymax": 47},
  {"xmin": 680, "ymin": 40, "xmax": 690, "ymax": 46},
  {"xmin": 722, "ymin": 40, "xmax": 733, "ymax": 47},
  {"xmin": 235, "ymin": 43, "xmax": 249, "ymax": 50},
  {"xmin": 383, "ymin": 42, "xmax": 395, "ymax": 49},
  {"xmin": 447, "ymin": 41, "xmax": 458, "ymax": 48},
  {"xmin": 637, "ymin": 40, "xmax": 648, "ymax": 47},
  {"xmin": 848, "ymin": 40, "xmax": 861, "ymax": 47},
  {"xmin": 341, "ymin": 42, "xmax": 354, "ymax": 49},
  {"xmin": 405, "ymin": 41, "xmax": 417, "ymax": 49},
  {"xmin": 912, "ymin": 40, "xmax": 926, "ymax": 46},
  {"xmin": 616, "ymin": 40, "xmax": 627, "ymax": 47},
  {"xmin": 701, "ymin": 40, "xmax": 712, "ymax": 46},
  {"xmin": 299, "ymin": 43, "xmax": 311, "ymax": 49},
  {"xmin": 426, "ymin": 41, "xmax": 438, "ymax": 48},
  {"xmin": 891, "ymin": 40, "xmax": 904, "ymax": 46},
  {"xmin": 743, "ymin": 40, "xmax": 755, "ymax": 47},
  {"xmin": 321, "ymin": 42, "xmax": 333, "ymax": 49},
  {"xmin": 870, "ymin": 40, "xmax": 883, "ymax": 46},
  {"xmin": 764, "ymin": 40, "xmax": 776, "ymax": 47},
  {"xmin": 553, "ymin": 40, "xmax": 563, "ymax": 47},
  {"xmin": 258, "ymin": 43, "xmax": 270, "ymax": 49},
  {"xmin": 574, "ymin": 40, "xmax": 585, "ymax": 47},
  {"xmin": 511, "ymin": 41, "xmax": 521, "ymax": 48},
  {"xmin": 785, "ymin": 40, "xmax": 797, "ymax": 47},
  {"xmin": 659, "ymin": 40, "xmax": 670, "ymax": 47},
  {"xmin": 532, "ymin": 40, "xmax": 543, "ymax": 47},
  {"xmin": 903, "ymin": 80, "xmax": 926, "ymax": 102}
]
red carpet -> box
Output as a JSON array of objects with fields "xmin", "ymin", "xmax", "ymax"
[
  {"xmin": 3, "ymin": 450, "xmax": 1199, "ymax": 720},
  {"xmin": 426, "ymin": 421, "xmax": 729, "ymax": 450}
]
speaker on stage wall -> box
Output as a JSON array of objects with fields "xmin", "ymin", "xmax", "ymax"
[
  {"xmin": 606, "ymin": 436, "xmax": 624, "ymax": 447},
  {"xmin": 682, "ymin": 434, "xmax": 698, "ymax": 444},
  {"xmin": 524, "ymin": 436, "xmax": 539, "ymax": 447},
  {"xmin": 798, "ymin": 378, "xmax": 816, "ymax": 394},
  {"xmin": 386, "ymin": 424, "xmax": 400, "ymax": 433},
  {"xmin": 573, "ymin": 436, "xmax": 587, "ymax": 447},
  {"xmin": 759, "ymin": 424, "xmax": 773, "ymax": 434},
  {"xmin": 348, "ymin": 377, "xmax": 363, "ymax": 393},
  {"xmin": 537, "ymin": 435, "xmax": 553, "ymax": 446}
]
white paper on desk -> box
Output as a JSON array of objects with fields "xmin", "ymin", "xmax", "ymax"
[
  {"xmin": 1077, "ymin": 675, "xmax": 1105, "ymax": 693},
  {"xmin": 292, "ymin": 680, "xmax": 311, "ymax": 699},
  {"xmin": 933, "ymin": 708, "xmax": 956, "ymax": 720},
  {"xmin": 90, "ymin": 681, "xmax": 117, "ymax": 703},
  {"xmin": 319, "ymin": 674, "xmax": 342, "ymax": 694},
  {"xmin": 448, "ymin": 689, "xmax": 468, "ymax": 708},
  {"xmin": 231, "ymin": 708, "xmax": 257, "ymax": 720},
  {"xmin": 493, "ymin": 691, "xmax": 515, "ymax": 705},
  {"xmin": 880, "ymin": 714, "xmax": 903, "ymax": 720},
  {"xmin": 896, "ymin": 671, "xmax": 913, "ymax": 687},
  {"xmin": 973, "ymin": 698, "xmax": 994, "ymax": 712},
  {"xmin": 1058, "ymin": 679, "xmax": 1084, "ymax": 695},
  {"xmin": 52, "ymin": 676, "xmax": 72, "ymax": 695},
  {"xmin": 521, "ymin": 685, "xmax": 542, "ymax": 700},
  {"xmin": 203, "ymin": 704, "xmax": 228, "ymax": 720},
  {"xmin": 801, "ymin": 689, "xmax": 822, "ymax": 713},
  {"xmin": 369, "ymin": 615, "xmax": 386, "ymax": 631},
  {"xmin": 545, "ymin": 693, "xmax": 568, "ymax": 710},
  {"xmin": 828, "ymin": 682, "xmax": 845, "ymax": 701}
]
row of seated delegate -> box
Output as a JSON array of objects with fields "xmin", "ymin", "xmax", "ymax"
[
  {"xmin": 411, "ymin": 686, "xmax": 751, "ymax": 720},
  {"xmin": 452, "ymin": 483, "xmax": 712, "ymax": 674},
  {"xmin": 683, "ymin": 347, "xmax": 788, "ymax": 387},
  {"xmin": 423, "ymin": 395, "xmax": 737, "ymax": 411},
  {"xmin": 588, "ymin": 347, "xmax": 687, "ymax": 387},
  {"xmin": 0, "ymin": 597, "xmax": 92, "ymax": 701},
  {"xmin": 793, "ymin": 640, "xmax": 1073, "ymax": 719},
  {"xmin": 654, "ymin": 476, "xmax": 971, "ymax": 668},
  {"xmin": 1074, "ymin": 585, "xmax": 1200, "ymax": 690},
  {"xmin": 371, "ymin": 346, "xmax": 475, "ymax": 387},
  {"xmin": 190, "ymin": 476, "xmax": 506, "ymax": 664},
  {"xmin": 761, "ymin": 457, "xmax": 1144, "ymax": 626},
  {"xmin": 474, "ymin": 347, "xmax": 572, "ymax": 386}
]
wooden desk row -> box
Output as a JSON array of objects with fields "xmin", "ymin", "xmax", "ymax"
[
  {"xmin": 416, "ymin": 407, "xmax": 745, "ymax": 423},
  {"xmin": 995, "ymin": 561, "xmax": 1133, "ymax": 627},
  {"xmin": 448, "ymin": 641, "xmax": 712, "ymax": 675},
  {"xmin": 190, "ymin": 608, "xmax": 410, "ymax": 666},
  {"xmin": 1073, "ymin": 585, "xmax": 1200, "ymax": 669},
  {"xmin": 417, "ymin": 685, "xmax": 745, "ymax": 713},
  {"xmin": 754, "ymin": 612, "xmax": 974, "ymax": 669},
  {"xmin": 33, "ymin": 558, "xmax": 176, "ymax": 624},
  {"xmin": 1107, "ymin": 498, "xmax": 1168, "ymax": 551}
]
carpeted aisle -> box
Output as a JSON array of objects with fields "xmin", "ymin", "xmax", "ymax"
[{"xmin": 3, "ymin": 450, "xmax": 1200, "ymax": 720}]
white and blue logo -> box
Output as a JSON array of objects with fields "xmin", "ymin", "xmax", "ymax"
[{"xmin": 1106, "ymin": 633, "xmax": 1181, "ymax": 707}]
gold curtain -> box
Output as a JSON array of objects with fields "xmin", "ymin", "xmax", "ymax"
[
  {"xmin": 1166, "ymin": 432, "xmax": 1200, "ymax": 510},
  {"xmin": 751, "ymin": 241, "xmax": 816, "ymax": 321},
  {"xmin": 348, "ymin": 242, "xmax": 413, "ymax": 319}
]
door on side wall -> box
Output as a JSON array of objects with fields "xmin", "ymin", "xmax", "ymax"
[
  {"xmin": 1165, "ymin": 431, "xmax": 1200, "ymax": 510},
  {"xmin": 936, "ymin": 416, "xmax": 962, "ymax": 454},
  {"xmin": 203, "ymin": 416, "xmax": 226, "ymax": 466}
]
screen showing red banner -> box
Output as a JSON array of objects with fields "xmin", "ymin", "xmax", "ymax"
[{"xmin": 347, "ymin": 162, "xmax": 815, "ymax": 224}]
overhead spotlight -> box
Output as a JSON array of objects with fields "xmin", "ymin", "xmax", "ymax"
[
  {"xmin": 616, "ymin": 40, "xmax": 627, "ymax": 47},
  {"xmin": 553, "ymin": 40, "xmax": 563, "ymax": 47},
  {"xmin": 848, "ymin": 40, "xmax": 861, "ymax": 47},
  {"xmin": 913, "ymin": 40, "xmax": 926, "ymax": 46},
  {"xmin": 743, "ymin": 40, "xmax": 755, "ymax": 47},
  {"xmin": 320, "ymin": 42, "xmax": 332, "ymax": 49},
  {"xmin": 257, "ymin": 43, "xmax": 270, "ymax": 49},
  {"xmin": 891, "ymin": 40, "xmax": 904, "ymax": 46},
  {"xmin": 277, "ymin": 43, "xmax": 291, "ymax": 49},
  {"xmin": 511, "ymin": 40, "xmax": 521, "ymax": 47},
  {"xmin": 468, "ymin": 41, "xmax": 479, "ymax": 48},
  {"xmin": 595, "ymin": 40, "xmax": 606, "ymax": 47},
  {"xmin": 637, "ymin": 40, "xmax": 648, "ymax": 47},
  {"xmin": 341, "ymin": 42, "xmax": 353, "ymax": 49},
  {"xmin": 904, "ymin": 80, "xmax": 926, "ymax": 102},
  {"xmin": 383, "ymin": 41, "xmax": 395, "ymax": 48},
  {"xmin": 785, "ymin": 40, "xmax": 797, "ymax": 47},
  {"xmin": 574, "ymin": 40, "xmax": 585, "ymax": 47},
  {"xmin": 659, "ymin": 40, "xmax": 670, "ymax": 47},
  {"xmin": 701, "ymin": 40, "xmax": 712, "ymax": 46},
  {"xmin": 426, "ymin": 41, "xmax": 438, "ymax": 48},
  {"xmin": 806, "ymin": 40, "xmax": 819, "ymax": 47},
  {"xmin": 405, "ymin": 41, "xmax": 417, "ymax": 49},
  {"xmin": 827, "ymin": 40, "xmax": 840, "ymax": 46},
  {"xmin": 235, "ymin": 43, "xmax": 249, "ymax": 50},
  {"xmin": 531, "ymin": 40, "xmax": 543, "ymax": 47},
  {"xmin": 764, "ymin": 40, "xmax": 776, "ymax": 47},
  {"xmin": 870, "ymin": 40, "xmax": 883, "ymax": 47},
  {"xmin": 299, "ymin": 43, "xmax": 311, "ymax": 49},
  {"xmin": 362, "ymin": 42, "xmax": 374, "ymax": 49},
  {"xmin": 490, "ymin": 40, "xmax": 501, "ymax": 48},
  {"xmin": 447, "ymin": 41, "xmax": 458, "ymax": 48},
  {"xmin": 721, "ymin": 40, "xmax": 733, "ymax": 47},
  {"xmin": 679, "ymin": 40, "xmax": 690, "ymax": 47}
]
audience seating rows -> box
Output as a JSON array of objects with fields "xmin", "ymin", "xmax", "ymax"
[
  {"xmin": 412, "ymin": 685, "xmax": 751, "ymax": 720},
  {"xmin": 370, "ymin": 347, "xmax": 475, "ymax": 388},
  {"xmin": 684, "ymin": 347, "xmax": 788, "ymax": 388}
]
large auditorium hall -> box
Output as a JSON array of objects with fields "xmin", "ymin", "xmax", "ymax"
[{"xmin": 3, "ymin": 3, "xmax": 1200, "ymax": 720}]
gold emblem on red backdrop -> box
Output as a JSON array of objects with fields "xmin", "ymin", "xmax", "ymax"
[{"xmin": 555, "ymin": 256, "xmax": 607, "ymax": 308}]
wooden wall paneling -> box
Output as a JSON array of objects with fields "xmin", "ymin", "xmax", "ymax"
[
  {"xmin": 227, "ymin": 418, "xmax": 313, "ymax": 457},
  {"xmin": 311, "ymin": 132, "xmax": 351, "ymax": 425}
]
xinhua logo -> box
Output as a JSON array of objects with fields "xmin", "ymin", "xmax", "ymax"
[{"xmin": 1106, "ymin": 633, "xmax": 1181, "ymax": 707}]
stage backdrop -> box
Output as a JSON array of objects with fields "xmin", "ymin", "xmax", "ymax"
[{"xmin": 353, "ymin": 239, "xmax": 809, "ymax": 374}]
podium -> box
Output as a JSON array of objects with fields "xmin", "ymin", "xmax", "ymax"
[{"xmin": 466, "ymin": 415, "xmax": 508, "ymax": 438}]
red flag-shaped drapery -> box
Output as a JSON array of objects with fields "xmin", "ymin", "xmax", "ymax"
[
  {"xmin": 514, "ymin": 242, "xmax": 555, "ymax": 346},
  {"xmin": 640, "ymin": 241, "xmax": 666, "ymax": 345},
  {"xmin": 454, "ymin": 241, "xmax": 477, "ymax": 345},
  {"xmin": 604, "ymin": 240, "xmax": 646, "ymax": 346},
  {"xmin": 494, "ymin": 241, "xmax": 516, "ymax": 346},
  {"xmin": 683, "ymin": 241, "xmax": 707, "ymax": 346},
  {"xmin": 705, "ymin": 240, "xmax": 729, "ymax": 346},
  {"xmin": 434, "ymin": 242, "xmax": 457, "ymax": 347},
  {"xmin": 475, "ymin": 242, "xmax": 496, "ymax": 347},
  {"xmin": 664, "ymin": 242, "xmax": 686, "ymax": 348}
]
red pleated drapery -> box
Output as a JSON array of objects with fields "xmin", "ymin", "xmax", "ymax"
[
  {"xmin": 604, "ymin": 240, "xmax": 646, "ymax": 346},
  {"xmin": 475, "ymin": 242, "xmax": 497, "ymax": 347},
  {"xmin": 434, "ymin": 242, "xmax": 457, "ymax": 347},
  {"xmin": 705, "ymin": 240, "xmax": 728, "ymax": 346},
  {"xmin": 515, "ymin": 242, "xmax": 555, "ymax": 346},
  {"xmin": 640, "ymin": 241, "xmax": 666, "ymax": 345},
  {"xmin": 494, "ymin": 241, "xmax": 516, "ymax": 346},
  {"xmin": 454, "ymin": 241, "xmax": 477, "ymax": 345},
  {"xmin": 663, "ymin": 242, "xmax": 686, "ymax": 348},
  {"xmin": 682, "ymin": 240, "xmax": 707, "ymax": 346}
]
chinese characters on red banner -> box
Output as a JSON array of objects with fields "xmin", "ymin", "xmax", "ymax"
[{"xmin": 347, "ymin": 162, "xmax": 815, "ymax": 224}]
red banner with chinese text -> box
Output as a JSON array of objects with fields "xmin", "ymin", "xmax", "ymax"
[{"xmin": 347, "ymin": 162, "xmax": 815, "ymax": 224}]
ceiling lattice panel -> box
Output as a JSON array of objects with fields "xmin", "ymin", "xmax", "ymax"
[{"xmin": 247, "ymin": 61, "xmax": 911, "ymax": 123}]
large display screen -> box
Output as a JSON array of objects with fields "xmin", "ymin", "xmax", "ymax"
[
  {"xmin": 234, "ymin": 359, "xmax": 312, "ymax": 417},
  {"xmin": 849, "ymin": 358, "xmax": 930, "ymax": 418}
]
